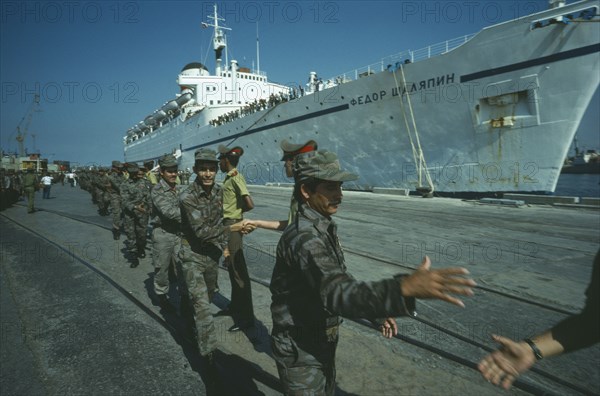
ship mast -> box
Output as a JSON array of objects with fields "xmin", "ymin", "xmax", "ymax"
[{"xmin": 204, "ymin": 4, "xmax": 231, "ymax": 76}]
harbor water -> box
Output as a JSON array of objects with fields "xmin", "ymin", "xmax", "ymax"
[{"xmin": 555, "ymin": 173, "xmax": 600, "ymax": 197}]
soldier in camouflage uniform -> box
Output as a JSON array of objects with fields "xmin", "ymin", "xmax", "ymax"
[
  {"xmin": 270, "ymin": 150, "xmax": 477, "ymax": 395},
  {"xmin": 108, "ymin": 161, "xmax": 125, "ymax": 240},
  {"xmin": 96, "ymin": 168, "xmax": 111, "ymax": 216},
  {"xmin": 178, "ymin": 148, "xmax": 244, "ymax": 385},
  {"xmin": 150, "ymin": 154, "xmax": 181, "ymax": 309},
  {"xmin": 121, "ymin": 163, "xmax": 152, "ymax": 268}
]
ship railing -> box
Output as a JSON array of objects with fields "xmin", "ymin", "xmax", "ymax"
[{"xmin": 333, "ymin": 34, "xmax": 475, "ymax": 83}]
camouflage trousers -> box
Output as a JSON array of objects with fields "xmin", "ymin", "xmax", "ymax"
[
  {"xmin": 123, "ymin": 210, "xmax": 149, "ymax": 253},
  {"xmin": 151, "ymin": 227, "xmax": 180, "ymax": 295},
  {"xmin": 271, "ymin": 328, "xmax": 339, "ymax": 396},
  {"xmin": 177, "ymin": 240, "xmax": 221, "ymax": 356},
  {"xmin": 109, "ymin": 193, "xmax": 122, "ymax": 229}
]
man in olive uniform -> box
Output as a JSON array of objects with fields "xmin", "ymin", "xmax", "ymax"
[
  {"xmin": 108, "ymin": 161, "xmax": 125, "ymax": 240},
  {"xmin": 145, "ymin": 160, "xmax": 158, "ymax": 185},
  {"xmin": 270, "ymin": 150, "xmax": 477, "ymax": 395},
  {"xmin": 150, "ymin": 154, "xmax": 181, "ymax": 308},
  {"xmin": 21, "ymin": 168, "xmax": 38, "ymax": 213},
  {"xmin": 178, "ymin": 148, "xmax": 244, "ymax": 389},
  {"xmin": 121, "ymin": 163, "xmax": 152, "ymax": 268},
  {"xmin": 245, "ymin": 139, "xmax": 318, "ymax": 232},
  {"xmin": 217, "ymin": 145, "xmax": 255, "ymax": 332}
]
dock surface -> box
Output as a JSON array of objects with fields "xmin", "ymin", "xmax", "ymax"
[{"xmin": 1, "ymin": 183, "xmax": 599, "ymax": 395}]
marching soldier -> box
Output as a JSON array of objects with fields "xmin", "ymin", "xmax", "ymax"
[
  {"xmin": 96, "ymin": 167, "xmax": 111, "ymax": 216},
  {"xmin": 121, "ymin": 163, "xmax": 152, "ymax": 268},
  {"xmin": 108, "ymin": 161, "xmax": 126, "ymax": 240},
  {"xmin": 177, "ymin": 148, "xmax": 245, "ymax": 391},
  {"xmin": 270, "ymin": 150, "xmax": 477, "ymax": 395},
  {"xmin": 150, "ymin": 154, "xmax": 181, "ymax": 309}
]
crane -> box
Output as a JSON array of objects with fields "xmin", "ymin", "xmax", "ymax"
[{"xmin": 15, "ymin": 94, "xmax": 41, "ymax": 157}]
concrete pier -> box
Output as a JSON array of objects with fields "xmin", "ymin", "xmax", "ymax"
[{"xmin": 1, "ymin": 183, "xmax": 598, "ymax": 395}]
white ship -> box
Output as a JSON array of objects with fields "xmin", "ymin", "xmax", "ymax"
[{"xmin": 123, "ymin": 1, "xmax": 600, "ymax": 195}]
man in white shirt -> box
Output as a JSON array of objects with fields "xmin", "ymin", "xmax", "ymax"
[{"xmin": 41, "ymin": 172, "xmax": 53, "ymax": 199}]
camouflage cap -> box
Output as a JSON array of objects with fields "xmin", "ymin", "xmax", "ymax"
[
  {"xmin": 144, "ymin": 160, "xmax": 154, "ymax": 169},
  {"xmin": 295, "ymin": 150, "xmax": 358, "ymax": 182},
  {"xmin": 194, "ymin": 148, "xmax": 219, "ymax": 162},
  {"xmin": 158, "ymin": 154, "xmax": 178, "ymax": 169},
  {"xmin": 218, "ymin": 145, "xmax": 244, "ymax": 159},
  {"xmin": 127, "ymin": 163, "xmax": 140, "ymax": 173},
  {"xmin": 111, "ymin": 160, "xmax": 122, "ymax": 168},
  {"xmin": 280, "ymin": 139, "xmax": 318, "ymax": 161}
]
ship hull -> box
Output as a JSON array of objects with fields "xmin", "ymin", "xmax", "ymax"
[{"xmin": 124, "ymin": 1, "xmax": 600, "ymax": 194}]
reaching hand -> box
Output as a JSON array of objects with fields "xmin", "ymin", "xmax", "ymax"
[
  {"xmin": 380, "ymin": 317, "xmax": 398, "ymax": 339},
  {"xmin": 401, "ymin": 256, "xmax": 476, "ymax": 307},
  {"xmin": 478, "ymin": 334, "xmax": 537, "ymax": 389}
]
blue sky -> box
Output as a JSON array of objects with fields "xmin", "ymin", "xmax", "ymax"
[{"xmin": 1, "ymin": 0, "xmax": 598, "ymax": 168}]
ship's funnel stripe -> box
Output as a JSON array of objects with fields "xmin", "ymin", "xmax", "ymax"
[
  {"xmin": 185, "ymin": 104, "xmax": 350, "ymax": 152},
  {"xmin": 460, "ymin": 43, "xmax": 600, "ymax": 83}
]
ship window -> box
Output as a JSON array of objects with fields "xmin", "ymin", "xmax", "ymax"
[
  {"xmin": 210, "ymin": 100, "xmax": 214, "ymax": 105},
  {"xmin": 206, "ymin": 87, "xmax": 210, "ymax": 91}
]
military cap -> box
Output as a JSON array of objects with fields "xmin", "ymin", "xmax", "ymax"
[
  {"xmin": 295, "ymin": 150, "xmax": 358, "ymax": 182},
  {"xmin": 111, "ymin": 160, "xmax": 122, "ymax": 168},
  {"xmin": 280, "ymin": 139, "xmax": 318, "ymax": 161},
  {"xmin": 144, "ymin": 160, "xmax": 155, "ymax": 169},
  {"xmin": 194, "ymin": 148, "xmax": 219, "ymax": 162},
  {"xmin": 218, "ymin": 145, "xmax": 244, "ymax": 158},
  {"xmin": 158, "ymin": 154, "xmax": 178, "ymax": 169},
  {"xmin": 127, "ymin": 163, "xmax": 140, "ymax": 173}
]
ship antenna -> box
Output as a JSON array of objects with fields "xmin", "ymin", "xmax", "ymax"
[{"xmin": 256, "ymin": 22, "xmax": 260, "ymax": 74}]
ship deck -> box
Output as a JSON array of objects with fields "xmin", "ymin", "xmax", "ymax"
[{"xmin": 1, "ymin": 184, "xmax": 599, "ymax": 395}]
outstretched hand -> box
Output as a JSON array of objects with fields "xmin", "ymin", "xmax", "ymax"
[
  {"xmin": 380, "ymin": 317, "xmax": 398, "ymax": 339},
  {"xmin": 401, "ymin": 256, "xmax": 476, "ymax": 307},
  {"xmin": 478, "ymin": 334, "xmax": 537, "ymax": 389}
]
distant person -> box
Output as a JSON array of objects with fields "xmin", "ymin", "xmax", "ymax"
[
  {"xmin": 270, "ymin": 150, "xmax": 476, "ymax": 395},
  {"xmin": 478, "ymin": 249, "xmax": 599, "ymax": 390},
  {"xmin": 217, "ymin": 145, "xmax": 255, "ymax": 332},
  {"xmin": 40, "ymin": 172, "xmax": 53, "ymax": 199},
  {"xmin": 21, "ymin": 169, "xmax": 38, "ymax": 213},
  {"xmin": 108, "ymin": 161, "xmax": 126, "ymax": 240}
]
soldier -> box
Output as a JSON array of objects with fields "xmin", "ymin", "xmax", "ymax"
[
  {"xmin": 96, "ymin": 167, "xmax": 111, "ymax": 216},
  {"xmin": 21, "ymin": 168, "xmax": 38, "ymax": 213},
  {"xmin": 217, "ymin": 145, "xmax": 255, "ymax": 332},
  {"xmin": 121, "ymin": 163, "xmax": 152, "ymax": 268},
  {"xmin": 150, "ymin": 154, "xmax": 181, "ymax": 309},
  {"xmin": 270, "ymin": 150, "xmax": 477, "ymax": 395},
  {"xmin": 108, "ymin": 161, "xmax": 126, "ymax": 240},
  {"xmin": 177, "ymin": 148, "xmax": 244, "ymax": 389}
]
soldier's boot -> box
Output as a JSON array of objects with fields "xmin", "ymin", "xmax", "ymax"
[
  {"xmin": 202, "ymin": 352, "xmax": 220, "ymax": 395},
  {"xmin": 137, "ymin": 246, "xmax": 146, "ymax": 258},
  {"xmin": 112, "ymin": 228, "xmax": 120, "ymax": 240}
]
